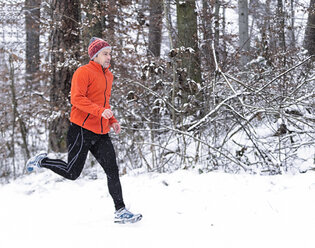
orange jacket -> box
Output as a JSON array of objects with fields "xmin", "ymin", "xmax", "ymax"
[{"xmin": 70, "ymin": 60, "xmax": 117, "ymax": 134}]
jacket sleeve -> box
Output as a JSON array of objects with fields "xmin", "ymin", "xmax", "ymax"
[{"xmin": 70, "ymin": 67, "xmax": 106, "ymax": 118}]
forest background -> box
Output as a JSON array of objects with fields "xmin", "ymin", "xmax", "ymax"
[{"xmin": 0, "ymin": 0, "xmax": 314, "ymax": 181}]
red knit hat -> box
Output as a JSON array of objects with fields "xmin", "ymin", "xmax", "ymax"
[{"xmin": 88, "ymin": 37, "xmax": 111, "ymax": 60}]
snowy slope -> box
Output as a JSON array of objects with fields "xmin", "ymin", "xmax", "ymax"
[{"xmin": 1, "ymin": 169, "xmax": 315, "ymax": 248}]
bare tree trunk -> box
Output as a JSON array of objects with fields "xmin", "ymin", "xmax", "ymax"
[
  {"xmin": 24, "ymin": 0, "xmax": 40, "ymax": 160},
  {"xmin": 222, "ymin": 3, "xmax": 227, "ymax": 62},
  {"xmin": 9, "ymin": 55, "xmax": 16, "ymax": 178},
  {"xmin": 164, "ymin": 0, "xmax": 174, "ymax": 50},
  {"xmin": 108, "ymin": 0, "xmax": 117, "ymax": 42},
  {"xmin": 25, "ymin": 0, "xmax": 40, "ymax": 86},
  {"xmin": 202, "ymin": 0, "xmax": 213, "ymax": 69},
  {"xmin": 176, "ymin": 0, "xmax": 202, "ymax": 122},
  {"xmin": 276, "ymin": 0, "xmax": 286, "ymax": 52},
  {"xmin": 304, "ymin": 0, "xmax": 315, "ymax": 55},
  {"xmin": 276, "ymin": 0, "xmax": 287, "ymax": 98},
  {"xmin": 290, "ymin": 0, "xmax": 296, "ymax": 48},
  {"xmin": 238, "ymin": 0, "xmax": 250, "ymax": 66},
  {"xmin": 266, "ymin": 0, "xmax": 273, "ymax": 55},
  {"xmin": 49, "ymin": 0, "xmax": 80, "ymax": 152},
  {"xmin": 164, "ymin": 0, "xmax": 177, "ymax": 124},
  {"xmin": 176, "ymin": 0, "xmax": 201, "ymax": 84},
  {"xmin": 148, "ymin": 0, "xmax": 163, "ymax": 57},
  {"xmin": 214, "ymin": 0, "xmax": 220, "ymax": 52},
  {"xmin": 9, "ymin": 53, "xmax": 30, "ymax": 164}
]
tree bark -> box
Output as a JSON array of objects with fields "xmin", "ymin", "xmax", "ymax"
[
  {"xmin": 25, "ymin": 0, "xmax": 40, "ymax": 86},
  {"xmin": 238, "ymin": 0, "xmax": 250, "ymax": 65},
  {"xmin": 202, "ymin": 0, "xmax": 213, "ymax": 69},
  {"xmin": 176, "ymin": 0, "xmax": 201, "ymax": 84},
  {"xmin": 304, "ymin": 0, "xmax": 315, "ymax": 55},
  {"xmin": 49, "ymin": 0, "xmax": 80, "ymax": 152},
  {"xmin": 108, "ymin": 0, "xmax": 117, "ymax": 42},
  {"xmin": 9, "ymin": 55, "xmax": 16, "ymax": 178},
  {"xmin": 290, "ymin": 0, "xmax": 296, "ymax": 47},
  {"xmin": 214, "ymin": 0, "xmax": 220, "ymax": 53},
  {"xmin": 9, "ymin": 54, "xmax": 31, "ymax": 163},
  {"xmin": 276, "ymin": 0, "xmax": 286, "ymax": 52},
  {"xmin": 148, "ymin": 0, "xmax": 163, "ymax": 57}
]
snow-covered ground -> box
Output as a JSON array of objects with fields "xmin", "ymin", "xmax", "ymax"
[{"xmin": 1, "ymin": 169, "xmax": 315, "ymax": 248}]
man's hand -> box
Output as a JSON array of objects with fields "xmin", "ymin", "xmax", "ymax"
[
  {"xmin": 111, "ymin": 122, "xmax": 121, "ymax": 134},
  {"xmin": 102, "ymin": 109, "xmax": 113, "ymax": 119}
]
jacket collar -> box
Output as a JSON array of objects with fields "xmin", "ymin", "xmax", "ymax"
[{"xmin": 89, "ymin": 60, "xmax": 111, "ymax": 72}]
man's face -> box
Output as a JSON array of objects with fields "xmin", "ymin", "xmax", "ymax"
[{"xmin": 94, "ymin": 48, "xmax": 111, "ymax": 68}]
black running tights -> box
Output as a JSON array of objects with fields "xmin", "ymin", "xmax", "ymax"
[{"xmin": 41, "ymin": 122, "xmax": 125, "ymax": 211}]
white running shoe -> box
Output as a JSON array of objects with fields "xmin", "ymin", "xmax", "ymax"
[
  {"xmin": 114, "ymin": 207, "xmax": 142, "ymax": 224},
  {"xmin": 26, "ymin": 152, "xmax": 47, "ymax": 172}
]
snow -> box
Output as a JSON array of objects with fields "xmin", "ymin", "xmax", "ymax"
[{"xmin": 1, "ymin": 169, "xmax": 315, "ymax": 248}]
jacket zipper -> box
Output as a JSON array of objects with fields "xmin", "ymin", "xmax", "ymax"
[
  {"xmin": 82, "ymin": 113, "xmax": 90, "ymax": 126},
  {"xmin": 101, "ymin": 67, "xmax": 108, "ymax": 133}
]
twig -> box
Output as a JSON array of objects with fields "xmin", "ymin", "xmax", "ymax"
[
  {"xmin": 188, "ymin": 92, "xmax": 245, "ymax": 132},
  {"xmin": 128, "ymin": 80, "xmax": 183, "ymax": 114},
  {"xmin": 147, "ymin": 121, "xmax": 247, "ymax": 171},
  {"xmin": 212, "ymin": 43, "xmax": 245, "ymax": 106},
  {"xmin": 255, "ymin": 55, "xmax": 314, "ymax": 94},
  {"xmin": 134, "ymin": 142, "xmax": 194, "ymax": 160}
]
